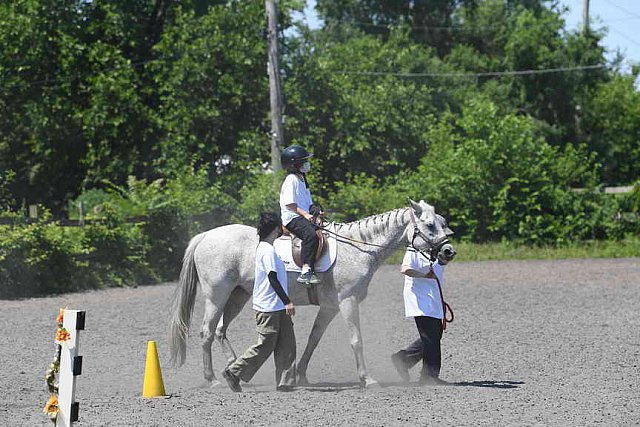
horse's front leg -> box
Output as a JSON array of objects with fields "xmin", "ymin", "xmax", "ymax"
[
  {"xmin": 339, "ymin": 295, "xmax": 379, "ymax": 388},
  {"xmin": 297, "ymin": 305, "xmax": 339, "ymax": 385}
]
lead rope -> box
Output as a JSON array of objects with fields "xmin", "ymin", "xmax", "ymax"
[{"xmin": 430, "ymin": 265, "xmax": 454, "ymax": 331}]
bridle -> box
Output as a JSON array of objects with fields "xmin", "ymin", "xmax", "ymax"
[{"xmin": 407, "ymin": 207, "xmax": 452, "ymax": 262}]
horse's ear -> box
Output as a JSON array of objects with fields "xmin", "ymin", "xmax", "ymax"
[
  {"xmin": 408, "ymin": 198, "xmax": 422, "ymax": 216},
  {"xmin": 419, "ymin": 199, "xmax": 434, "ymax": 210},
  {"xmin": 436, "ymin": 213, "xmax": 454, "ymax": 235}
]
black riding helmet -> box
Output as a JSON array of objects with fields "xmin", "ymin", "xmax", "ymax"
[{"xmin": 281, "ymin": 145, "xmax": 313, "ymax": 170}]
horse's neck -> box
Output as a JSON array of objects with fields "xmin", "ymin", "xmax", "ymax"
[{"xmin": 336, "ymin": 208, "xmax": 410, "ymax": 263}]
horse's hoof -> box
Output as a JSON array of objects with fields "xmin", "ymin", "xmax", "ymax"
[
  {"xmin": 297, "ymin": 375, "xmax": 310, "ymax": 386},
  {"xmin": 360, "ymin": 377, "xmax": 381, "ymax": 389},
  {"xmin": 209, "ymin": 379, "xmax": 222, "ymax": 389}
]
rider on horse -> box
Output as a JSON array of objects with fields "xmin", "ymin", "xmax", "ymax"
[{"xmin": 279, "ymin": 145, "xmax": 323, "ymax": 286}]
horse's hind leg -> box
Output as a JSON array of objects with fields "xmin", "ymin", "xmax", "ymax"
[
  {"xmin": 201, "ymin": 297, "xmax": 225, "ymax": 385},
  {"xmin": 215, "ymin": 286, "xmax": 251, "ymax": 365},
  {"xmin": 297, "ymin": 305, "xmax": 339, "ymax": 385},
  {"xmin": 201, "ymin": 279, "xmax": 236, "ymax": 386},
  {"xmin": 339, "ymin": 295, "xmax": 379, "ymax": 389}
]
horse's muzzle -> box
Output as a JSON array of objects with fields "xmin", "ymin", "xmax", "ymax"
[{"xmin": 439, "ymin": 244, "xmax": 456, "ymax": 263}]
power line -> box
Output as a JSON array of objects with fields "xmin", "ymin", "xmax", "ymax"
[
  {"xmin": 320, "ymin": 14, "xmax": 640, "ymax": 32},
  {"xmin": 602, "ymin": 0, "xmax": 640, "ymax": 21},
  {"xmin": 606, "ymin": 16, "xmax": 640, "ymax": 23},
  {"xmin": 600, "ymin": 0, "xmax": 640, "ymax": 48},
  {"xmin": 609, "ymin": 27, "xmax": 640, "ymax": 48},
  {"xmin": 322, "ymin": 18, "xmax": 501, "ymax": 32},
  {"xmin": 333, "ymin": 64, "xmax": 607, "ymax": 78}
]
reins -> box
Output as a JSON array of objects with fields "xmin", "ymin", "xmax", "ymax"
[{"xmin": 317, "ymin": 224, "xmax": 396, "ymax": 249}]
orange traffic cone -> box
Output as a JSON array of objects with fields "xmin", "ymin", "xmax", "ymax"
[{"xmin": 142, "ymin": 341, "xmax": 167, "ymax": 398}]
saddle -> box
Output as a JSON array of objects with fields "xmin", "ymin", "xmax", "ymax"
[
  {"xmin": 275, "ymin": 223, "xmax": 337, "ymax": 273},
  {"xmin": 289, "ymin": 229, "xmax": 327, "ymax": 268}
]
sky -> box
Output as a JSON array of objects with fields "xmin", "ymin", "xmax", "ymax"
[
  {"xmin": 562, "ymin": 0, "xmax": 640, "ymax": 67},
  {"xmin": 296, "ymin": 0, "xmax": 640, "ymax": 70}
]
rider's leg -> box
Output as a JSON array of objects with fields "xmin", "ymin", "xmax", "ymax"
[{"xmin": 286, "ymin": 216, "xmax": 319, "ymax": 283}]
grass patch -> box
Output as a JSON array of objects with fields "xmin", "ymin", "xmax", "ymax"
[{"xmin": 387, "ymin": 236, "xmax": 640, "ymax": 264}]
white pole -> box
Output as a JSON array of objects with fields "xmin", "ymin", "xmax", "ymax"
[{"xmin": 56, "ymin": 310, "xmax": 85, "ymax": 427}]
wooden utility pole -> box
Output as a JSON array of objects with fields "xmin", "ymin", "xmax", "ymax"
[
  {"xmin": 266, "ymin": 0, "xmax": 284, "ymax": 172},
  {"xmin": 582, "ymin": 0, "xmax": 590, "ymax": 35}
]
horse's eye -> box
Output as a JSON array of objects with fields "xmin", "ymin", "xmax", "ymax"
[{"xmin": 426, "ymin": 221, "xmax": 434, "ymax": 228}]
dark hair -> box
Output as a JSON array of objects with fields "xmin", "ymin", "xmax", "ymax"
[{"xmin": 257, "ymin": 212, "xmax": 282, "ymax": 240}]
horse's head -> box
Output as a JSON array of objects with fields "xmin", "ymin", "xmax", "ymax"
[{"xmin": 407, "ymin": 199, "xmax": 456, "ymax": 264}]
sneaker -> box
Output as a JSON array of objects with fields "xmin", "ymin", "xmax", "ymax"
[
  {"xmin": 222, "ymin": 367, "xmax": 242, "ymax": 392},
  {"xmin": 391, "ymin": 353, "xmax": 410, "ymax": 383},
  {"xmin": 297, "ymin": 271, "xmax": 312, "ymax": 285},
  {"xmin": 276, "ymin": 385, "xmax": 296, "ymax": 392},
  {"xmin": 308, "ymin": 272, "xmax": 321, "ymax": 285}
]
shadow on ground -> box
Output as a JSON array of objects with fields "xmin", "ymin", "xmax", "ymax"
[{"xmin": 452, "ymin": 380, "xmax": 524, "ymax": 389}]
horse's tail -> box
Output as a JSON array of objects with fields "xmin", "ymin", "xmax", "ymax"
[{"xmin": 169, "ymin": 231, "xmax": 207, "ymax": 367}]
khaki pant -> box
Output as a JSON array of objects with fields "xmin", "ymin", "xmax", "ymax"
[{"xmin": 228, "ymin": 309, "xmax": 296, "ymax": 387}]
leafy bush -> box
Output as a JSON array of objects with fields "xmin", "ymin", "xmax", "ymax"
[
  {"xmin": 74, "ymin": 166, "xmax": 237, "ymax": 281},
  {"xmin": 325, "ymin": 98, "xmax": 634, "ymax": 245},
  {"xmin": 328, "ymin": 173, "xmax": 405, "ymax": 222},
  {"xmin": 0, "ymin": 166, "xmax": 242, "ymax": 298},
  {"xmin": 0, "ymin": 210, "xmax": 91, "ymax": 298},
  {"xmin": 233, "ymin": 171, "xmax": 282, "ymax": 225},
  {"xmin": 81, "ymin": 205, "xmax": 156, "ymax": 287}
]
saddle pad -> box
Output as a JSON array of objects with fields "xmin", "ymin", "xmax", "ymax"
[{"xmin": 274, "ymin": 222, "xmax": 338, "ymax": 273}]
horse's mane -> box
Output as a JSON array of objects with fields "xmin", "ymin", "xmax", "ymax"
[{"xmin": 335, "ymin": 207, "xmax": 408, "ymax": 240}]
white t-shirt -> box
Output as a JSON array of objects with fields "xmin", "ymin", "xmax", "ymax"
[
  {"xmin": 280, "ymin": 173, "xmax": 313, "ymax": 226},
  {"xmin": 253, "ymin": 241, "xmax": 289, "ymax": 312},
  {"xmin": 402, "ymin": 248, "xmax": 446, "ymax": 318}
]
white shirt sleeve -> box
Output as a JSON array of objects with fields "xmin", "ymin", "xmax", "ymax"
[
  {"xmin": 402, "ymin": 250, "xmax": 433, "ymax": 275},
  {"xmin": 280, "ymin": 175, "xmax": 297, "ymax": 207},
  {"xmin": 401, "ymin": 249, "xmax": 414, "ymax": 267},
  {"xmin": 262, "ymin": 246, "xmax": 277, "ymax": 273}
]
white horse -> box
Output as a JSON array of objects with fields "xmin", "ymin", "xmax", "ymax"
[{"xmin": 168, "ymin": 199, "xmax": 455, "ymax": 388}]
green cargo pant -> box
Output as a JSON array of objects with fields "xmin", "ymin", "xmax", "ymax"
[{"xmin": 228, "ymin": 309, "xmax": 296, "ymax": 387}]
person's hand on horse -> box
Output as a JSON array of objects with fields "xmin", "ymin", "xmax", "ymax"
[
  {"xmin": 309, "ymin": 203, "xmax": 325, "ymax": 217},
  {"xmin": 285, "ymin": 302, "xmax": 295, "ymax": 316},
  {"xmin": 424, "ymin": 270, "xmax": 436, "ymax": 279}
]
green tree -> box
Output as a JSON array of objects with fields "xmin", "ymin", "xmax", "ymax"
[
  {"xmin": 582, "ymin": 74, "xmax": 640, "ymax": 185},
  {"xmin": 400, "ymin": 97, "xmax": 602, "ymax": 243},
  {"xmin": 285, "ymin": 27, "xmax": 466, "ymax": 192}
]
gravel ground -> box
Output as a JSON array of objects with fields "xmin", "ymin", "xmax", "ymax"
[{"xmin": 1, "ymin": 258, "xmax": 639, "ymax": 426}]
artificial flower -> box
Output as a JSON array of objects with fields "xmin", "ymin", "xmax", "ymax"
[
  {"xmin": 55, "ymin": 328, "xmax": 70, "ymax": 343},
  {"xmin": 43, "ymin": 394, "xmax": 59, "ymax": 416}
]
